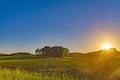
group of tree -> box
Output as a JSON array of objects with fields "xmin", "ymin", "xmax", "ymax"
[
  {"xmin": 35, "ymin": 46, "xmax": 70, "ymax": 57},
  {"xmin": 10, "ymin": 52, "xmax": 32, "ymax": 56}
]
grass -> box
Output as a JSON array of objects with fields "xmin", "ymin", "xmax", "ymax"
[
  {"xmin": 0, "ymin": 68, "xmax": 77, "ymax": 80},
  {"xmin": 0, "ymin": 56, "xmax": 84, "ymax": 80},
  {"xmin": 0, "ymin": 54, "xmax": 120, "ymax": 80}
]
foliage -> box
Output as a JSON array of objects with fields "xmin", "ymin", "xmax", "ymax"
[
  {"xmin": 11, "ymin": 52, "xmax": 32, "ymax": 56},
  {"xmin": 0, "ymin": 56, "xmax": 83, "ymax": 80},
  {"xmin": 0, "ymin": 49, "xmax": 120, "ymax": 80},
  {"xmin": 35, "ymin": 46, "xmax": 70, "ymax": 57},
  {"xmin": 0, "ymin": 68, "xmax": 79, "ymax": 80}
]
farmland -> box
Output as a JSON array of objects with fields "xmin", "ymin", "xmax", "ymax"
[
  {"xmin": 0, "ymin": 56, "xmax": 81, "ymax": 80},
  {"xmin": 0, "ymin": 50, "xmax": 120, "ymax": 80}
]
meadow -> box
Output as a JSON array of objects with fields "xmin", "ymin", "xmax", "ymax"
[
  {"xmin": 0, "ymin": 51, "xmax": 120, "ymax": 80},
  {"xmin": 0, "ymin": 56, "xmax": 81, "ymax": 80}
]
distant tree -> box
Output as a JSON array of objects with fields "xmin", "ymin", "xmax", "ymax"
[
  {"xmin": 62, "ymin": 47, "xmax": 70, "ymax": 57},
  {"xmin": 51, "ymin": 46, "xmax": 69, "ymax": 57},
  {"xmin": 11, "ymin": 52, "xmax": 32, "ymax": 56},
  {"xmin": 35, "ymin": 48, "xmax": 40, "ymax": 55},
  {"xmin": 36, "ymin": 46, "xmax": 70, "ymax": 57},
  {"xmin": 40, "ymin": 46, "xmax": 51, "ymax": 55}
]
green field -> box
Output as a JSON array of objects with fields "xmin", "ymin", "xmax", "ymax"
[
  {"xmin": 0, "ymin": 53, "xmax": 120, "ymax": 80},
  {"xmin": 0, "ymin": 56, "xmax": 80, "ymax": 80}
]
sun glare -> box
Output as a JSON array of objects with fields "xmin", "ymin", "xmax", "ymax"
[{"xmin": 102, "ymin": 43, "xmax": 112, "ymax": 50}]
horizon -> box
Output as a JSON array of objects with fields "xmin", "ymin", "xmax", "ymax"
[
  {"xmin": 0, "ymin": 0, "xmax": 120, "ymax": 53},
  {"xmin": 0, "ymin": 47, "xmax": 118, "ymax": 54}
]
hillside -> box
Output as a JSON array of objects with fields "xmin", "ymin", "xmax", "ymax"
[
  {"xmin": 0, "ymin": 48, "xmax": 120, "ymax": 80},
  {"xmin": 70, "ymin": 48, "xmax": 120, "ymax": 80}
]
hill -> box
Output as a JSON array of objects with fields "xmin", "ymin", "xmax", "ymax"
[
  {"xmin": 71, "ymin": 48, "xmax": 119, "ymax": 57},
  {"xmin": 0, "ymin": 48, "xmax": 120, "ymax": 80},
  {"xmin": 10, "ymin": 52, "xmax": 32, "ymax": 56}
]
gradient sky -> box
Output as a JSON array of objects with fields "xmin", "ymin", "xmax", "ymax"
[{"xmin": 0, "ymin": 0, "xmax": 120, "ymax": 53}]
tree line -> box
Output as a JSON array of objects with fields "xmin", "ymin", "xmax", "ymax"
[{"xmin": 35, "ymin": 46, "xmax": 70, "ymax": 57}]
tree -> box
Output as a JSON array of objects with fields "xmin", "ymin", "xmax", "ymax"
[
  {"xmin": 40, "ymin": 46, "xmax": 51, "ymax": 56},
  {"xmin": 36, "ymin": 46, "xmax": 70, "ymax": 57},
  {"xmin": 62, "ymin": 48, "xmax": 70, "ymax": 57},
  {"xmin": 35, "ymin": 48, "xmax": 40, "ymax": 55}
]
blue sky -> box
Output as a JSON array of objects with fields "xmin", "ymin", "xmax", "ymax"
[{"xmin": 0, "ymin": 0, "xmax": 120, "ymax": 53}]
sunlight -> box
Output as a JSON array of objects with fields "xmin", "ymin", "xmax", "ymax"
[{"xmin": 102, "ymin": 43, "xmax": 112, "ymax": 50}]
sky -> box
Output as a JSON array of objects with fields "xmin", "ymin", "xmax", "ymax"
[{"xmin": 0, "ymin": 0, "xmax": 120, "ymax": 53}]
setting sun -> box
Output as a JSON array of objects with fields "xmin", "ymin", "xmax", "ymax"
[{"xmin": 102, "ymin": 43, "xmax": 112, "ymax": 50}]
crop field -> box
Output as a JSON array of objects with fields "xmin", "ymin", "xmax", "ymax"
[{"xmin": 0, "ymin": 54, "xmax": 120, "ymax": 80}]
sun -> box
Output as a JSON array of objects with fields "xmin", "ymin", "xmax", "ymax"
[{"xmin": 102, "ymin": 43, "xmax": 112, "ymax": 50}]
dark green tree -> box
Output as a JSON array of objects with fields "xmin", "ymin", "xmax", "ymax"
[
  {"xmin": 37, "ymin": 46, "xmax": 69, "ymax": 57},
  {"xmin": 35, "ymin": 48, "xmax": 40, "ymax": 55},
  {"xmin": 40, "ymin": 46, "xmax": 51, "ymax": 55}
]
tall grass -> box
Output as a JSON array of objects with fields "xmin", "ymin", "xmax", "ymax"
[
  {"xmin": 0, "ymin": 55, "xmax": 120, "ymax": 80},
  {"xmin": 0, "ymin": 68, "xmax": 81, "ymax": 80},
  {"xmin": 0, "ymin": 56, "xmax": 85, "ymax": 80}
]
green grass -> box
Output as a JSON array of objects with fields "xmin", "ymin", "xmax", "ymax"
[
  {"xmin": 0, "ymin": 68, "xmax": 78, "ymax": 80},
  {"xmin": 0, "ymin": 56, "xmax": 83, "ymax": 80},
  {"xmin": 0, "ymin": 55, "xmax": 120, "ymax": 80}
]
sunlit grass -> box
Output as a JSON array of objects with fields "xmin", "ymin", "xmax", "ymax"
[
  {"xmin": 0, "ymin": 68, "xmax": 78, "ymax": 80},
  {"xmin": 0, "ymin": 54, "xmax": 120, "ymax": 80},
  {"xmin": 0, "ymin": 56, "xmax": 82, "ymax": 80}
]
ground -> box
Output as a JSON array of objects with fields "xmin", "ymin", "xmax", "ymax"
[{"xmin": 0, "ymin": 54, "xmax": 120, "ymax": 80}]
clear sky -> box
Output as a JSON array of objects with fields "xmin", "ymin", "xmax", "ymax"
[{"xmin": 0, "ymin": 0, "xmax": 120, "ymax": 53}]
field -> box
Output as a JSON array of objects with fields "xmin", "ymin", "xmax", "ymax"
[
  {"xmin": 0, "ymin": 52, "xmax": 120, "ymax": 80},
  {"xmin": 0, "ymin": 56, "xmax": 80, "ymax": 80}
]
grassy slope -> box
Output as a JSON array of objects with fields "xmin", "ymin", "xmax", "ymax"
[
  {"xmin": 0, "ymin": 53, "xmax": 120, "ymax": 80},
  {"xmin": 0, "ymin": 56, "xmax": 81, "ymax": 80}
]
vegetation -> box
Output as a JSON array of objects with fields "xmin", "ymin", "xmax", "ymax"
[
  {"xmin": 11, "ymin": 52, "xmax": 32, "ymax": 56},
  {"xmin": 35, "ymin": 46, "xmax": 70, "ymax": 57},
  {"xmin": 0, "ymin": 56, "xmax": 82, "ymax": 80},
  {"xmin": 0, "ymin": 48, "xmax": 120, "ymax": 80},
  {"xmin": 0, "ymin": 68, "xmax": 78, "ymax": 80}
]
